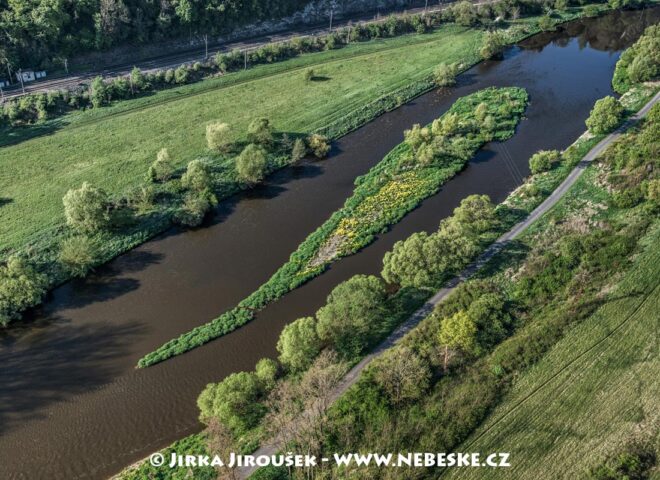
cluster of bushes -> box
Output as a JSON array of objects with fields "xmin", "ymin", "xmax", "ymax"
[
  {"xmin": 138, "ymin": 87, "xmax": 528, "ymax": 367},
  {"xmin": 0, "ymin": 115, "xmax": 330, "ymax": 329},
  {"xmin": 612, "ymin": 24, "xmax": 659, "ymax": 93},
  {"xmin": 602, "ymin": 103, "xmax": 659, "ymax": 209},
  {"xmin": 193, "ymin": 193, "xmax": 506, "ymax": 459}
]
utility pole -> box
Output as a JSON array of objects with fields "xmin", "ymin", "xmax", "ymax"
[
  {"xmin": 425, "ymin": 0, "xmax": 429, "ymax": 13},
  {"xmin": 0, "ymin": 84, "xmax": 4, "ymax": 103},
  {"xmin": 203, "ymin": 34, "xmax": 209, "ymax": 60},
  {"xmin": 18, "ymin": 68, "xmax": 25, "ymax": 94},
  {"xmin": 6, "ymin": 64, "xmax": 12, "ymax": 86},
  {"xmin": 244, "ymin": 50, "xmax": 248, "ymax": 70},
  {"xmin": 329, "ymin": 8, "xmax": 334, "ymax": 31},
  {"xmin": 64, "ymin": 58, "xmax": 69, "ymax": 74}
]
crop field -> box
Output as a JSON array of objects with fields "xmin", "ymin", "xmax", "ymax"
[
  {"xmin": 444, "ymin": 175, "xmax": 660, "ymax": 480},
  {"xmin": 0, "ymin": 25, "xmax": 482, "ymax": 254}
]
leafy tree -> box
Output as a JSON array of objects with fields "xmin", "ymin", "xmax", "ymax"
[
  {"xmin": 59, "ymin": 236, "xmax": 99, "ymax": 277},
  {"xmin": 480, "ymin": 31, "xmax": 507, "ymax": 60},
  {"xmin": 475, "ymin": 102, "xmax": 489, "ymax": 123},
  {"xmin": 586, "ymin": 96, "xmax": 624, "ymax": 134},
  {"xmin": 529, "ymin": 149, "xmax": 561, "ymax": 174},
  {"xmin": 291, "ymin": 138, "xmax": 307, "ymax": 164},
  {"xmin": 255, "ymin": 358, "xmax": 279, "ymax": 392},
  {"xmin": 451, "ymin": 1, "xmax": 479, "ymax": 26},
  {"xmin": 206, "ymin": 122, "xmax": 232, "ymax": 152},
  {"xmin": 467, "ymin": 292, "xmax": 510, "ymax": 352},
  {"xmin": 373, "ymin": 346, "xmax": 430, "ymax": 406},
  {"xmin": 0, "ymin": 257, "xmax": 48, "ymax": 327},
  {"xmin": 236, "ymin": 144, "xmax": 268, "ymax": 184},
  {"xmin": 277, "ymin": 316, "xmax": 322, "ymax": 373},
  {"xmin": 63, "ymin": 182, "xmax": 110, "ymax": 233},
  {"xmin": 434, "ymin": 62, "xmax": 460, "ymax": 87},
  {"xmin": 89, "ymin": 76, "xmax": 107, "ymax": 108},
  {"xmin": 197, "ymin": 372, "xmax": 265, "ymax": 434},
  {"xmin": 247, "ymin": 118, "xmax": 274, "ymax": 146},
  {"xmin": 148, "ymin": 148, "xmax": 175, "ymax": 182},
  {"xmin": 307, "ymin": 134, "xmax": 331, "ymax": 158},
  {"xmin": 316, "ymin": 275, "xmax": 388, "ymax": 359},
  {"xmin": 181, "ymin": 159, "xmax": 213, "ymax": 192},
  {"xmin": 382, "ymin": 231, "xmax": 439, "ymax": 288},
  {"xmin": 538, "ymin": 15, "xmax": 554, "ymax": 31},
  {"xmin": 437, "ymin": 310, "xmax": 477, "ymax": 371},
  {"xmin": 452, "ymin": 194, "xmax": 496, "ymax": 237}
]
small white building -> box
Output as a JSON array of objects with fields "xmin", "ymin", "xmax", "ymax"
[{"xmin": 0, "ymin": 79, "xmax": 9, "ymax": 88}]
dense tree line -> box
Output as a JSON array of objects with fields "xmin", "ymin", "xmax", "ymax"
[{"xmin": 0, "ymin": 0, "xmax": 310, "ymax": 74}]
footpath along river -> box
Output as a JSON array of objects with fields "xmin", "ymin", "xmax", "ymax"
[{"xmin": 1, "ymin": 8, "xmax": 658, "ymax": 479}]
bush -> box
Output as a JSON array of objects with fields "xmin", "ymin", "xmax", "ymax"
[
  {"xmin": 255, "ymin": 358, "xmax": 279, "ymax": 392},
  {"xmin": 612, "ymin": 25, "xmax": 659, "ymax": 93},
  {"xmin": 174, "ymin": 191, "xmax": 217, "ymax": 227},
  {"xmin": 181, "ymin": 159, "xmax": 213, "ymax": 192},
  {"xmin": 291, "ymin": 138, "xmax": 307, "ymax": 164},
  {"xmin": 89, "ymin": 76, "xmax": 107, "ymax": 108},
  {"xmin": 277, "ymin": 316, "xmax": 322, "ymax": 373},
  {"xmin": 58, "ymin": 236, "xmax": 99, "ymax": 277},
  {"xmin": 236, "ymin": 144, "xmax": 268, "ymax": 185},
  {"xmin": 247, "ymin": 118, "xmax": 274, "ymax": 146},
  {"xmin": 586, "ymin": 96, "xmax": 624, "ymax": 134},
  {"xmin": 538, "ymin": 15, "xmax": 554, "ymax": 31},
  {"xmin": 434, "ymin": 62, "xmax": 460, "ymax": 87},
  {"xmin": 62, "ymin": 182, "xmax": 111, "ymax": 233},
  {"xmin": 304, "ymin": 68, "xmax": 315, "ymax": 82},
  {"xmin": 174, "ymin": 65, "xmax": 189, "ymax": 84},
  {"xmin": 206, "ymin": 122, "xmax": 233, "ymax": 152},
  {"xmin": 480, "ymin": 31, "xmax": 507, "ymax": 60},
  {"xmin": 0, "ymin": 257, "xmax": 48, "ymax": 327},
  {"xmin": 316, "ymin": 275, "xmax": 388, "ymax": 359},
  {"xmin": 529, "ymin": 149, "xmax": 561, "ymax": 174},
  {"xmin": 307, "ymin": 133, "xmax": 331, "ymax": 158},
  {"xmin": 147, "ymin": 148, "xmax": 175, "ymax": 182}
]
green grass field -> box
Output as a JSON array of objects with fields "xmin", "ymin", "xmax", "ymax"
[
  {"xmin": 443, "ymin": 192, "xmax": 660, "ymax": 480},
  {"xmin": 0, "ymin": 25, "xmax": 482, "ymax": 254}
]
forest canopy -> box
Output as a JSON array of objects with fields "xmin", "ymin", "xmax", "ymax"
[{"xmin": 0, "ymin": 0, "xmax": 314, "ymax": 73}]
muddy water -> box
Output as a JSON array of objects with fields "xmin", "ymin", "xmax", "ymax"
[{"xmin": 1, "ymin": 8, "xmax": 657, "ymax": 479}]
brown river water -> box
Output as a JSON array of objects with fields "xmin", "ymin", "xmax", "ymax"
[{"xmin": 1, "ymin": 8, "xmax": 658, "ymax": 479}]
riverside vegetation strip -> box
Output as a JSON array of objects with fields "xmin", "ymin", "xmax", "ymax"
[
  {"xmin": 0, "ymin": 2, "xmax": 627, "ymax": 328},
  {"xmin": 137, "ymin": 86, "xmax": 529, "ymax": 367},
  {"xmin": 117, "ymin": 83, "xmax": 660, "ymax": 480}
]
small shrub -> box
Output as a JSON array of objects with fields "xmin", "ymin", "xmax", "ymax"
[
  {"xmin": 0, "ymin": 257, "xmax": 48, "ymax": 327},
  {"xmin": 174, "ymin": 191, "xmax": 217, "ymax": 227},
  {"xmin": 434, "ymin": 62, "xmax": 460, "ymax": 87},
  {"xmin": 247, "ymin": 118, "xmax": 274, "ymax": 146},
  {"xmin": 586, "ymin": 96, "xmax": 624, "ymax": 134},
  {"xmin": 236, "ymin": 144, "xmax": 268, "ymax": 185},
  {"xmin": 291, "ymin": 138, "xmax": 307, "ymax": 164},
  {"xmin": 59, "ymin": 236, "xmax": 99, "ymax": 277},
  {"xmin": 148, "ymin": 148, "xmax": 175, "ymax": 182},
  {"xmin": 529, "ymin": 150, "xmax": 561, "ymax": 174},
  {"xmin": 206, "ymin": 122, "xmax": 232, "ymax": 153},
  {"xmin": 63, "ymin": 182, "xmax": 110, "ymax": 233},
  {"xmin": 181, "ymin": 159, "xmax": 213, "ymax": 192},
  {"xmin": 307, "ymin": 133, "xmax": 331, "ymax": 158}
]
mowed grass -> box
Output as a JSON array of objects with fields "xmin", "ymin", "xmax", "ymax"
[
  {"xmin": 444, "ymin": 222, "xmax": 660, "ymax": 480},
  {"xmin": 0, "ymin": 25, "xmax": 482, "ymax": 253}
]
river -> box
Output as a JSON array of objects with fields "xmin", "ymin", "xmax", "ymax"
[{"xmin": 1, "ymin": 8, "xmax": 658, "ymax": 479}]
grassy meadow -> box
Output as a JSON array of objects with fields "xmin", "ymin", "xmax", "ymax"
[{"xmin": 0, "ymin": 25, "xmax": 482, "ymax": 254}]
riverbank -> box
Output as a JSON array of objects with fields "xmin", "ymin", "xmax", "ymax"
[
  {"xmin": 138, "ymin": 86, "xmax": 529, "ymax": 366},
  {"xmin": 117, "ymin": 81, "xmax": 660, "ymax": 480},
  {"xmin": 2, "ymin": 11, "xmax": 654, "ymax": 478},
  {"xmin": 0, "ymin": 2, "xmax": 632, "ymax": 330}
]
